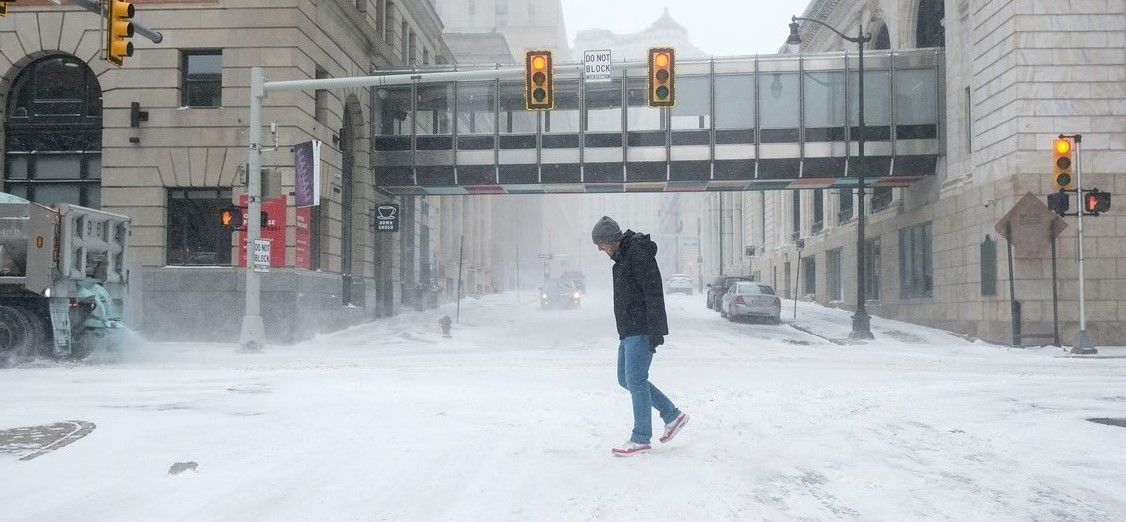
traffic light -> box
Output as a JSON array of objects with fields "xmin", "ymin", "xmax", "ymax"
[
  {"xmin": 220, "ymin": 207, "xmax": 243, "ymax": 229},
  {"xmin": 1047, "ymin": 191, "xmax": 1069, "ymax": 216},
  {"xmin": 106, "ymin": 0, "xmax": 134, "ymax": 67},
  {"xmin": 1082, "ymin": 189, "xmax": 1111, "ymax": 216},
  {"xmin": 647, "ymin": 47, "xmax": 675, "ymax": 107},
  {"xmin": 1052, "ymin": 137, "xmax": 1074, "ymax": 191},
  {"xmin": 524, "ymin": 50, "xmax": 553, "ymax": 110},
  {"xmin": 0, "ymin": 1, "xmax": 15, "ymax": 18}
]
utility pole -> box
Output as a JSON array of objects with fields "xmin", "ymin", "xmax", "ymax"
[{"xmin": 1068, "ymin": 134, "xmax": 1096, "ymax": 354}]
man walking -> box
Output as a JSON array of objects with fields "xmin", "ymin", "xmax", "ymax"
[{"xmin": 592, "ymin": 216, "xmax": 689, "ymax": 457}]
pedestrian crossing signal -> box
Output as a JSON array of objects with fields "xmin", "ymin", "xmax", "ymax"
[
  {"xmin": 647, "ymin": 48, "xmax": 675, "ymax": 107},
  {"xmin": 525, "ymin": 50, "xmax": 553, "ymax": 110},
  {"xmin": 1083, "ymin": 189, "xmax": 1110, "ymax": 216},
  {"xmin": 220, "ymin": 207, "xmax": 243, "ymax": 229}
]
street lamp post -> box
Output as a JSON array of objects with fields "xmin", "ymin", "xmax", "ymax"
[{"xmin": 788, "ymin": 16, "xmax": 875, "ymax": 340}]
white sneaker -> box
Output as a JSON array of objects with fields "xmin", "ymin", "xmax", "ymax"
[
  {"xmin": 611, "ymin": 441, "xmax": 652, "ymax": 457},
  {"xmin": 660, "ymin": 412, "xmax": 689, "ymax": 443}
]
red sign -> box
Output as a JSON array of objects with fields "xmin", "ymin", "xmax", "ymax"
[
  {"xmin": 295, "ymin": 206, "xmax": 311, "ymax": 269},
  {"xmin": 237, "ymin": 194, "xmax": 287, "ymax": 268}
]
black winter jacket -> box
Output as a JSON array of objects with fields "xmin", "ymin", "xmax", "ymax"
[{"xmin": 611, "ymin": 230, "xmax": 669, "ymax": 342}]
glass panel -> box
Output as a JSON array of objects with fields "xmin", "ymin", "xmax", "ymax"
[
  {"xmin": 545, "ymin": 80, "xmax": 580, "ymax": 134},
  {"xmin": 36, "ymin": 156, "xmax": 82, "ymax": 180},
  {"xmin": 377, "ymin": 86, "xmax": 412, "ymax": 135},
  {"xmin": 415, "ymin": 84, "xmax": 453, "ymax": 135},
  {"xmin": 85, "ymin": 187, "xmax": 101, "ymax": 209},
  {"xmin": 167, "ymin": 189, "xmax": 233, "ymax": 266},
  {"xmin": 715, "ymin": 75, "xmax": 754, "ymax": 129},
  {"xmin": 5, "ymin": 183, "xmax": 28, "ymax": 199},
  {"xmin": 185, "ymin": 52, "xmax": 222, "ymax": 78},
  {"xmin": 759, "ymin": 72, "xmax": 799, "ymax": 128},
  {"xmin": 34, "ymin": 183, "xmax": 82, "ymax": 206},
  {"xmin": 671, "ymin": 76, "xmax": 711, "ymax": 130},
  {"xmin": 499, "ymin": 81, "xmax": 536, "ymax": 134},
  {"xmin": 803, "ymin": 71, "xmax": 846, "ymax": 127},
  {"xmin": 849, "ymin": 70, "xmax": 891, "ymax": 126},
  {"xmin": 456, "ymin": 82, "xmax": 496, "ymax": 136},
  {"xmin": 895, "ymin": 68, "xmax": 937, "ymax": 125},
  {"xmin": 185, "ymin": 81, "xmax": 221, "ymax": 107},
  {"xmin": 34, "ymin": 57, "xmax": 85, "ymax": 101},
  {"xmin": 86, "ymin": 156, "xmax": 101, "ymax": 179},
  {"xmin": 626, "ymin": 77, "xmax": 661, "ymax": 131},
  {"xmin": 6, "ymin": 156, "xmax": 29, "ymax": 179},
  {"xmin": 585, "ymin": 79, "xmax": 622, "ymax": 133}
]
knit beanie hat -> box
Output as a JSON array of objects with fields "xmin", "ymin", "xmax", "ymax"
[{"xmin": 591, "ymin": 216, "xmax": 623, "ymax": 244}]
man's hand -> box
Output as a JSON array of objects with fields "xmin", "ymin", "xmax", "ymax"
[{"xmin": 649, "ymin": 335, "xmax": 665, "ymax": 351}]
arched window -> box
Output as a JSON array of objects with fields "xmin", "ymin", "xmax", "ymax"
[
  {"xmin": 916, "ymin": 0, "xmax": 946, "ymax": 48},
  {"xmin": 4, "ymin": 55, "xmax": 102, "ymax": 207},
  {"xmin": 874, "ymin": 25, "xmax": 891, "ymax": 50}
]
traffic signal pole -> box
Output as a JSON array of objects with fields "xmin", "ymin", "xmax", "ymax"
[
  {"xmin": 1068, "ymin": 134, "xmax": 1096, "ymax": 353},
  {"xmin": 238, "ymin": 65, "xmax": 526, "ymax": 350}
]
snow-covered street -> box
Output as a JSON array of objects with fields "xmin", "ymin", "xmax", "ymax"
[{"xmin": 2, "ymin": 292, "xmax": 1124, "ymax": 521}]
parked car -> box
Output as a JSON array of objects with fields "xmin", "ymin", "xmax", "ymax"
[
  {"xmin": 706, "ymin": 276, "xmax": 755, "ymax": 311},
  {"xmin": 720, "ymin": 281, "xmax": 781, "ymax": 323},
  {"xmin": 666, "ymin": 274, "xmax": 694, "ymax": 295},
  {"xmin": 540, "ymin": 279, "xmax": 582, "ymax": 309}
]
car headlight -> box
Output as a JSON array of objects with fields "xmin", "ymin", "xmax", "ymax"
[
  {"xmin": 44, "ymin": 287, "xmax": 52, "ymax": 297},
  {"xmin": 573, "ymin": 292, "xmax": 581, "ymax": 299}
]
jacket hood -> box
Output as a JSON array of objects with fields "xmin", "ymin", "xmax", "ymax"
[{"xmin": 619, "ymin": 230, "xmax": 658, "ymax": 258}]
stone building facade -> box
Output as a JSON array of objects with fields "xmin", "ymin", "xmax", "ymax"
[
  {"xmin": 744, "ymin": 0, "xmax": 1125, "ymax": 345},
  {"xmin": 0, "ymin": 0, "xmax": 489, "ymax": 343}
]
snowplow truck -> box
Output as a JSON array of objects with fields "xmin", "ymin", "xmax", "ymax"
[{"xmin": 0, "ymin": 193, "xmax": 131, "ymax": 364}]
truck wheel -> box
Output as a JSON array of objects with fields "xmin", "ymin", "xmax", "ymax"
[{"xmin": 0, "ymin": 305, "xmax": 45, "ymax": 365}]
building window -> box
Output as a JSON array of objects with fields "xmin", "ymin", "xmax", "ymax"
[
  {"xmin": 181, "ymin": 50, "xmax": 222, "ymax": 107},
  {"xmin": 899, "ymin": 222, "xmax": 933, "ymax": 298},
  {"xmin": 791, "ymin": 190, "xmax": 801, "ymax": 239},
  {"xmin": 813, "ymin": 190, "xmax": 824, "ymax": 233},
  {"xmin": 916, "ymin": 0, "xmax": 946, "ymax": 48},
  {"xmin": 4, "ymin": 55, "xmax": 103, "ymax": 209},
  {"xmin": 401, "ymin": 21, "xmax": 409, "ymax": 62},
  {"xmin": 827, "ymin": 248, "xmax": 842, "ymax": 301},
  {"xmin": 167, "ymin": 188, "xmax": 233, "ymax": 266},
  {"xmin": 872, "ymin": 187, "xmax": 893, "ymax": 211},
  {"xmin": 980, "ymin": 235, "xmax": 997, "ymax": 296},
  {"xmin": 964, "ymin": 86, "xmax": 972, "ymax": 151},
  {"xmin": 865, "ymin": 238, "xmax": 881, "ymax": 300},
  {"xmin": 495, "ymin": 0, "xmax": 508, "ymax": 27},
  {"xmin": 315, "ymin": 68, "xmax": 330, "ymax": 125},
  {"xmin": 802, "ymin": 256, "xmax": 816, "ymax": 297},
  {"xmin": 408, "ymin": 32, "xmax": 418, "ymax": 65},
  {"xmin": 384, "ymin": 2, "xmax": 394, "ymax": 44},
  {"xmin": 838, "ymin": 189, "xmax": 854, "ymax": 223}
]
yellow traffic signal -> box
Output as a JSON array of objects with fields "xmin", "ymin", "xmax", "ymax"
[
  {"xmin": 106, "ymin": 0, "xmax": 134, "ymax": 67},
  {"xmin": 0, "ymin": 1, "xmax": 11, "ymax": 18},
  {"xmin": 647, "ymin": 48, "xmax": 675, "ymax": 107},
  {"xmin": 525, "ymin": 50, "xmax": 553, "ymax": 110},
  {"xmin": 1052, "ymin": 137, "xmax": 1074, "ymax": 191}
]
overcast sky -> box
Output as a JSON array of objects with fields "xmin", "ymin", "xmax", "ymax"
[{"xmin": 560, "ymin": 0, "xmax": 811, "ymax": 57}]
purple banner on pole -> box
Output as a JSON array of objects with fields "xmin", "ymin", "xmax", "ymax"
[{"xmin": 294, "ymin": 141, "xmax": 315, "ymax": 208}]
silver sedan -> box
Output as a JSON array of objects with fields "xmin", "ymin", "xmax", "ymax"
[{"xmin": 720, "ymin": 282, "xmax": 781, "ymax": 324}]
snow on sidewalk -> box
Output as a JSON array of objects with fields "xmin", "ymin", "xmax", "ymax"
[{"xmin": 1, "ymin": 292, "xmax": 1124, "ymax": 521}]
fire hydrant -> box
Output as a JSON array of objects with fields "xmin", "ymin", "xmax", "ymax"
[{"xmin": 439, "ymin": 315, "xmax": 452, "ymax": 338}]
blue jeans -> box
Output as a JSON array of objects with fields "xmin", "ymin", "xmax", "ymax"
[{"xmin": 618, "ymin": 335, "xmax": 680, "ymax": 444}]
